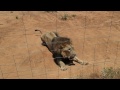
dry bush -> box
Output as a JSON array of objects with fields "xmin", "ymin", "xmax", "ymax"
[
  {"xmin": 71, "ymin": 67, "xmax": 120, "ymax": 79},
  {"xmin": 101, "ymin": 67, "xmax": 120, "ymax": 79},
  {"xmin": 61, "ymin": 14, "xmax": 77, "ymax": 21}
]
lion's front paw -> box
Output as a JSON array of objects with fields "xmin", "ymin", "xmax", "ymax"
[
  {"xmin": 80, "ymin": 61, "xmax": 89, "ymax": 65},
  {"xmin": 60, "ymin": 66, "xmax": 67, "ymax": 71}
]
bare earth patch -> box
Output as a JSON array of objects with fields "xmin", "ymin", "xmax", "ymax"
[{"xmin": 0, "ymin": 11, "xmax": 120, "ymax": 79}]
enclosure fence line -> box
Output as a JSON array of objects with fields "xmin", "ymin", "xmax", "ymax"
[
  {"xmin": 0, "ymin": 11, "xmax": 120, "ymax": 78},
  {"xmin": 40, "ymin": 49, "xmax": 48, "ymax": 79},
  {"xmin": 104, "ymin": 11, "xmax": 114, "ymax": 69},
  {"xmin": 80, "ymin": 11, "xmax": 87, "ymax": 78},
  {"xmin": 21, "ymin": 11, "xmax": 34, "ymax": 78},
  {"xmin": 114, "ymin": 41, "xmax": 120, "ymax": 69},
  {"xmin": 0, "ymin": 64, "xmax": 4, "ymax": 79},
  {"xmin": 13, "ymin": 54, "xmax": 19, "ymax": 79},
  {"xmin": 93, "ymin": 44, "xmax": 97, "ymax": 76},
  {"xmin": 56, "ymin": 11, "xmax": 60, "ymax": 79}
]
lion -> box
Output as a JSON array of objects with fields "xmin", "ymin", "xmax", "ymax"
[{"xmin": 35, "ymin": 30, "xmax": 88, "ymax": 71}]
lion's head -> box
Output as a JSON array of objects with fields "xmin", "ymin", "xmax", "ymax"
[{"xmin": 52, "ymin": 37, "xmax": 76, "ymax": 60}]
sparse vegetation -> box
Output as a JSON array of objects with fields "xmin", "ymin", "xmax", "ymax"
[
  {"xmin": 16, "ymin": 16, "xmax": 18, "ymax": 19},
  {"xmin": 71, "ymin": 67, "xmax": 120, "ymax": 79},
  {"xmin": 61, "ymin": 14, "xmax": 69, "ymax": 20},
  {"xmin": 101, "ymin": 67, "xmax": 120, "ymax": 79},
  {"xmin": 61, "ymin": 14, "xmax": 77, "ymax": 21},
  {"xmin": 71, "ymin": 14, "xmax": 76, "ymax": 18}
]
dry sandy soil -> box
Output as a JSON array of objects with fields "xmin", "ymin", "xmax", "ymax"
[{"xmin": 0, "ymin": 11, "xmax": 120, "ymax": 79}]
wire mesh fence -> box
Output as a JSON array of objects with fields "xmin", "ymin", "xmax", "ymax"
[{"xmin": 0, "ymin": 11, "xmax": 120, "ymax": 79}]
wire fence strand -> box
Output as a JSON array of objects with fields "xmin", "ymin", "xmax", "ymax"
[
  {"xmin": 21, "ymin": 12, "xmax": 34, "ymax": 78},
  {"xmin": 0, "ymin": 11, "xmax": 120, "ymax": 79},
  {"xmin": 104, "ymin": 11, "xmax": 114, "ymax": 68}
]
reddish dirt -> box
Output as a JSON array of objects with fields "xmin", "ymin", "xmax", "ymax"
[{"xmin": 0, "ymin": 11, "xmax": 120, "ymax": 79}]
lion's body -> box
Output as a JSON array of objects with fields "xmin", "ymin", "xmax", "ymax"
[
  {"xmin": 35, "ymin": 30, "xmax": 88, "ymax": 71},
  {"xmin": 41, "ymin": 32, "xmax": 59, "ymax": 51},
  {"xmin": 41, "ymin": 32, "xmax": 59, "ymax": 43}
]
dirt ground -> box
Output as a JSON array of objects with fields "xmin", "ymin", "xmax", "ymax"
[{"xmin": 0, "ymin": 11, "xmax": 120, "ymax": 79}]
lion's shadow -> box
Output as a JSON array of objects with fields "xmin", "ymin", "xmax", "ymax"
[
  {"xmin": 52, "ymin": 54, "xmax": 75, "ymax": 66},
  {"xmin": 41, "ymin": 42, "xmax": 75, "ymax": 66},
  {"xmin": 54, "ymin": 58, "xmax": 75, "ymax": 66}
]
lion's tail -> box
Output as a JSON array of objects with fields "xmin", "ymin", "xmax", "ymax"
[{"xmin": 35, "ymin": 29, "xmax": 42, "ymax": 34}]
